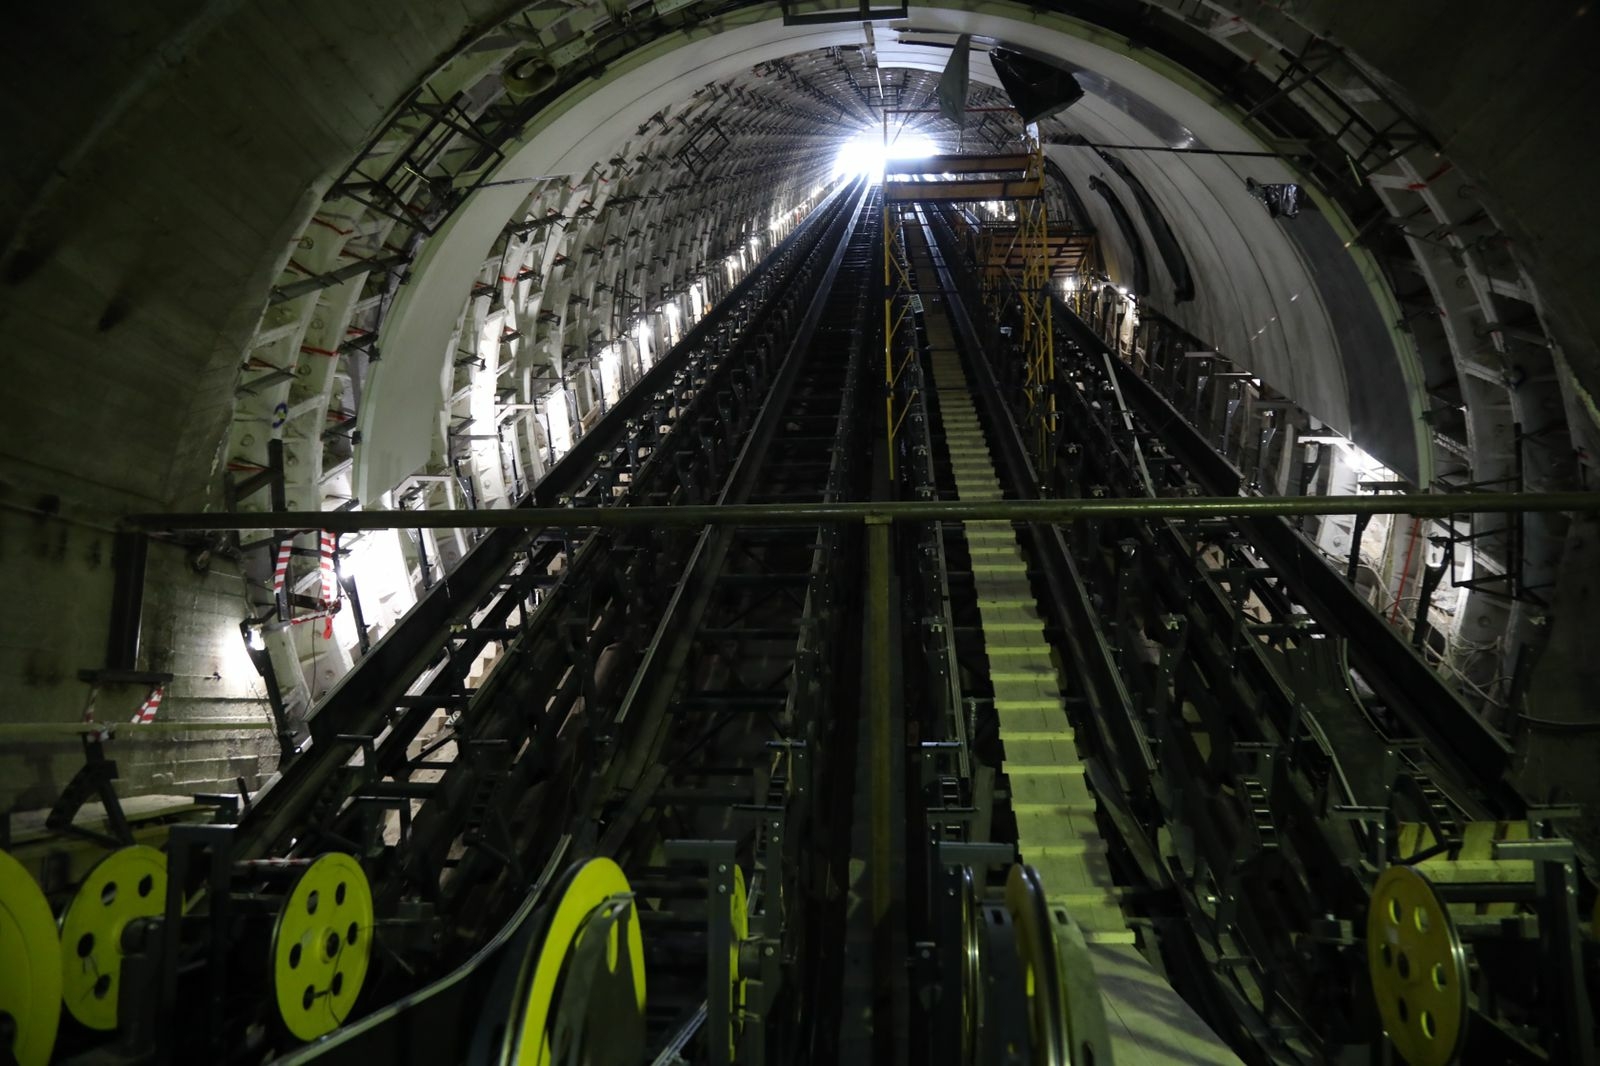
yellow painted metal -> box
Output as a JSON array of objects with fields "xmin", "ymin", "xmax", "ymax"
[
  {"xmin": 510, "ymin": 858, "xmax": 645, "ymax": 1066},
  {"xmin": 883, "ymin": 177, "xmax": 1043, "ymax": 202},
  {"xmin": 1, "ymin": 849, "xmax": 61, "ymax": 1065},
  {"xmin": 1395, "ymin": 820, "xmax": 1533, "ymax": 921},
  {"xmin": 7, "ymin": 799, "xmax": 207, "ymax": 888},
  {"xmin": 1005, "ymin": 865, "xmax": 1068, "ymax": 1066},
  {"xmin": 980, "ymin": 229, "xmax": 1094, "ymax": 280},
  {"xmin": 1016, "ymin": 129, "xmax": 1055, "ymax": 472},
  {"xmin": 59, "ymin": 844, "xmax": 165, "ymax": 1031},
  {"xmin": 935, "ymin": 132, "xmax": 1057, "ymax": 472},
  {"xmin": 271, "ymin": 852, "xmax": 373, "ymax": 1041},
  {"xmin": 1367, "ymin": 865, "xmax": 1467, "ymax": 1066},
  {"xmin": 728, "ymin": 865, "xmax": 748, "ymax": 1059},
  {"xmin": 1010, "ymin": 865, "xmax": 1113, "ymax": 1066},
  {"xmin": 889, "ymin": 152, "xmax": 1031, "ymax": 173}
]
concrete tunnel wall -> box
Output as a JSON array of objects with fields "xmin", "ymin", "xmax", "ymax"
[
  {"xmin": 898, "ymin": 33, "xmax": 1424, "ymax": 478},
  {"xmin": 1042, "ymin": 101, "xmax": 1421, "ymax": 479}
]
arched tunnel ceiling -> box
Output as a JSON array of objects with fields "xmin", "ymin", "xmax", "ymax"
[
  {"xmin": 1, "ymin": 0, "xmax": 1596, "ymax": 519},
  {"xmin": 335, "ymin": 9, "xmax": 1420, "ymax": 505},
  {"xmin": 350, "ymin": 51, "xmax": 991, "ymax": 502}
]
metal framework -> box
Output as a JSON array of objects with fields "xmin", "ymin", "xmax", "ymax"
[
  {"xmin": 878, "ymin": 109, "xmax": 1049, "ymax": 480},
  {"xmin": 18, "ymin": 180, "xmax": 1600, "ymax": 1066},
  {"xmin": 882, "ymin": 193, "xmax": 916, "ymax": 481},
  {"xmin": 910, "ymin": 202, "xmax": 1597, "ymax": 1063},
  {"xmin": 125, "ymin": 491, "xmax": 1600, "ymax": 534},
  {"xmin": 1015, "ymin": 133, "xmax": 1055, "ymax": 473}
]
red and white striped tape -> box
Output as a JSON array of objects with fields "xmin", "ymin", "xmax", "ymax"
[
  {"xmin": 273, "ymin": 540, "xmax": 293, "ymax": 595},
  {"xmin": 82, "ymin": 691, "xmax": 111, "ymax": 743},
  {"xmin": 319, "ymin": 531, "xmax": 338, "ymax": 606},
  {"xmin": 287, "ymin": 605, "xmax": 338, "ymax": 639},
  {"xmin": 319, "ymin": 531, "xmax": 339, "ymax": 638},
  {"xmin": 288, "ymin": 608, "xmax": 337, "ymax": 627},
  {"xmin": 131, "ymin": 685, "xmax": 164, "ymax": 725},
  {"xmin": 272, "ymin": 534, "xmax": 340, "ymax": 638}
]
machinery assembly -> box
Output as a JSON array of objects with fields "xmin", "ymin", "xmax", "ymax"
[{"xmin": 4, "ymin": 7, "xmax": 1600, "ymax": 1066}]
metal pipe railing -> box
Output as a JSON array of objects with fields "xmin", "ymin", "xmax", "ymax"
[{"xmin": 126, "ymin": 491, "xmax": 1600, "ymax": 532}]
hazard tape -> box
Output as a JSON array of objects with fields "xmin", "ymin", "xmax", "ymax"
[
  {"xmin": 82, "ymin": 690, "xmax": 112, "ymax": 743},
  {"xmin": 272, "ymin": 533, "xmax": 340, "ymax": 639},
  {"xmin": 131, "ymin": 685, "xmax": 164, "ymax": 725},
  {"xmin": 273, "ymin": 540, "xmax": 293, "ymax": 596},
  {"xmin": 288, "ymin": 604, "xmax": 340, "ymax": 640},
  {"xmin": 319, "ymin": 532, "xmax": 338, "ymax": 607}
]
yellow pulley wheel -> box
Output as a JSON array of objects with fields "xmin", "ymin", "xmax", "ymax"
[
  {"xmin": 1005, "ymin": 864, "xmax": 1068, "ymax": 1066},
  {"xmin": 727, "ymin": 866, "xmax": 749, "ymax": 1060},
  {"xmin": 508, "ymin": 858, "xmax": 646, "ymax": 1066},
  {"xmin": 1368, "ymin": 865, "xmax": 1467, "ymax": 1066},
  {"xmin": 271, "ymin": 852, "xmax": 373, "ymax": 1042},
  {"xmin": 1, "ymin": 849, "xmax": 62, "ymax": 1066},
  {"xmin": 59, "ymin": 844, "xmax": 165, "ymax": 1031},
  {"xmin": 1004, "ymin": 864, "xmax": 1111, "ymax": 1066}
]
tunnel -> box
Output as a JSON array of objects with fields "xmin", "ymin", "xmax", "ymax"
[{"xmin": 2, "ymin": 3, "xmax": 1599, "ymax": 1065}]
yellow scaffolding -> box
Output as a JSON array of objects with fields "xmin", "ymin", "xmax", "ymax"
[
  {"xmin": 951, "ymin": 132, "xmax": 1096, "ymax": 476},
  {"xmin": 879, "ymin": 106, "xmax": 1047, "ymax": 481},
  {"xmin": 1016, "ymin": 132, "xmax": 1055, "ymax": 473}
]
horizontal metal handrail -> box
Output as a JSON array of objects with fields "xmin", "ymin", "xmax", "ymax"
[{"xmin": 127, "ymin": 491, "xmax": 1600, "ymax": 532}]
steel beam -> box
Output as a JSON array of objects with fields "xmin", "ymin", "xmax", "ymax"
[
  {"xmin": 886, "ymin": 153, "xmax": 1031, "ymax": 174},
  {"xmin": 884, "ymin": 178, "xmax": 1042, "ymax": 202},
  {"xmin": 865, "ymin": 517, "xmax": 892, "ymax": 926},
  {"xmin": 126, "ymin": 491, "xmax": 1600, "ymax": 533}
]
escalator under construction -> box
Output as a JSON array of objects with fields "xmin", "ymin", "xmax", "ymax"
[
  {"xmin": 5, "ymin": 176, "xmax": 1598, "ymax": 1066},
  {"xmin": 893, "ymin": 204, "xmax": 1238, "ymax": 1065}
]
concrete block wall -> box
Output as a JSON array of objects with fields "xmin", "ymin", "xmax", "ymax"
[
  {"xmin": 0, "ymin": 501, "xmax": 115, "ymax": 812},
  {"xmin": 126, "ymin": 543, "xmax": 278, "ymax": 795},
  {"xmin": 0, "ymin": 498, "xmax": 277, "ymax": 813}
]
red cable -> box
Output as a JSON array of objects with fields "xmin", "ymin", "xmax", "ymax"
[{"xmin": 311, "ymin": 217, "xmax": 354, "ymax": 236}]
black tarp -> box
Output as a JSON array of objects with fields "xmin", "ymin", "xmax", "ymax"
[{"xmin": 989, "ymin": 48, "xmax": 1085, "ymax": 124}]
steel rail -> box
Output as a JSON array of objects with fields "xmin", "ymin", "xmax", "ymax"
[{"xmin": 126, "ymin": 491, "xmax": 1600, "ymax": 532}]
